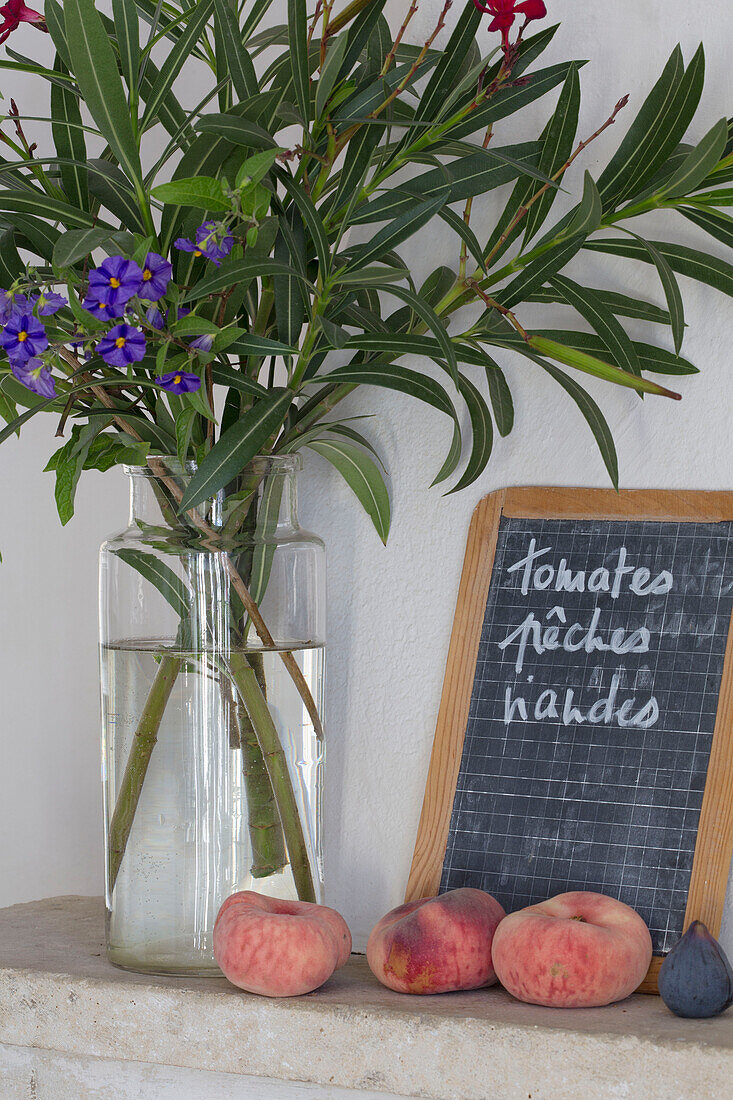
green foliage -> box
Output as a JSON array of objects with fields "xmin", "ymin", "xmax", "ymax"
[{"xmin": 0, "ymin": 1, "xmax": 731, "ymax": 537}]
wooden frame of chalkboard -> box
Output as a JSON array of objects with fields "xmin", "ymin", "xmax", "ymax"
[{"xmin": 406, "ymin": 488, "xmax": 733, "ymax": 994}]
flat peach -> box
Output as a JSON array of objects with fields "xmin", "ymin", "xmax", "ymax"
[
  {"xmin": 367, "ymin": 888, "xmax": 505, "ymax": 994},
  {"xmin": 213, "ymin": 891, "xmax": 351, "ymax": 997},
  {"xmin": 492, "ymin": 891, "xmax": 653, "ymax": 1007}
]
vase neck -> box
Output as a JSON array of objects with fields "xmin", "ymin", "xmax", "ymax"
[{"xmin": 126, "ymin": 456, "xmax": 302, "ymax": 533}]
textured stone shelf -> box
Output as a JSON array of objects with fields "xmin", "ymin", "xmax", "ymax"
[{"xmin": 0, "ymin": 897, "xmax": 732, "ymax": 1099}]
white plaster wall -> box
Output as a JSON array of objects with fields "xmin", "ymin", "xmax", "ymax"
[{"xmin": 1, "ymin": 0, "xmax": 733, "ymax": 983}]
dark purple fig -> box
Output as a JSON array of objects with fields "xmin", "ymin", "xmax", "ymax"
[{"xmin": 658, "ymin": 921, "xmax": 733, "ymax": 1018}]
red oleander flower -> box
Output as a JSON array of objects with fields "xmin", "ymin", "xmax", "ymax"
[
  {"xmin": 0, "ymin": 0, "xmax": 47, "ymax": 45},
  {"xmin": 472, "ymin": 0, "xmax": 547, "ymax": 46}
]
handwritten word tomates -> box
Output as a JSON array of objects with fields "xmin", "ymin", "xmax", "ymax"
[{"xmin": 499, "ymin": 541, "xmax": 672, "ymax": 731}]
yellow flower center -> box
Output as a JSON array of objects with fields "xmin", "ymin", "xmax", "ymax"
[
  {"xmin": 174, "ymin": 374, "xmax": 182, "ymax": 385},
  {"xmin": 109, "ymin": 277, "xmax": 121, "ymax": 288},
  {"xmin": 143, "ymin": 269, "xmax": 152, "ymax": 281},
  {"xmin": 17, "ymin": 331, "xmax": 27, "ymax": 342},
  {"xmin": 115, "ymin": 336, "xmax": 126, "ymax": 349},
  {"xmin": 194, "ymin": 249, "xmax": 203, "ymax": 257}
]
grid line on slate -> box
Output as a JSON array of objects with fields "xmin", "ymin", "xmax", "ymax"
[{"xmin": 439, "ymin": 517, "xmax": 733, "ymax": 954}]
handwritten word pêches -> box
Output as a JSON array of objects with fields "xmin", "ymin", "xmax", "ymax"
[
  {"xmin": 507, "ymin": 540, "xmax": 673, "ymax": 600},
  {"xmin": 498, "ymin": 606, "xmax": 650, "ymax": 675}
]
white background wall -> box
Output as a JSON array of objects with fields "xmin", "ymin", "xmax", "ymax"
[{"xmin": 1, "ymin": 0, "xmax": 733, "ymax": 966}]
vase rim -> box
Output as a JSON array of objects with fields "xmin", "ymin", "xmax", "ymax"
[{"xmin": 123, "ymin": 453, "xmax": 303, "ymax": 478}]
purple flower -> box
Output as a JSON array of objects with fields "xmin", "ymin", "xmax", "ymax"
[
  {"xmin": 82, "ymin": 294, "xmax": 123, "ymax": 322},
  {"xmin": 96, "ymin": 324, "xmax": 146, "ymax": 367},
  {"xmin": 188, "ymin": 333, "xmax": 213, "ymax": 352},
  {"xmin": 145, "ymin": 305, "xmax": 164, "ymax": 331},
  {"xmin": 88, "ymin": 257, "xmax": 144, "ymax": 309},
  {"xmin": 0, "ymin": 290, "xmax": 29, "ymax": 323},
  {"xmin": 12, "ymin": 357, "xmax": 56, "ymax": 398},
  {"xmin": 0, "ymin": 310, "xmax": 48, "ymax": 363},
  {"xmin": 196, "ymin": 221, "xmax": 233, "ymax": 264},
  {"xmin": 156, "ymin": 369, "xmax": 201, "ymax": 394},
  {"xmin": 138, "ymin": 252, "xmax": 172, "ymax": 302},
  {"xmin": 175, "ymin": 221, "xmax": 233, "ymax": 267},
  {"xmin": 35, "ymin": 290, "xmax": 67, "ymax": 316}
]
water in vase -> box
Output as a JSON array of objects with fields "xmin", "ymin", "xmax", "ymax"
[{"xmin": 100, "ymin": 640, "xmax": 325, "ymax": 975}]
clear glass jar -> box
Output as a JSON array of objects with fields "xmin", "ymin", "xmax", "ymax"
[{"xmin": 99, "ymin": 456, "xmax": 325, "ymax": 975}]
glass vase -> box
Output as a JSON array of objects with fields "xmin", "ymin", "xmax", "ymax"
[{"xmin": 99, "ymin": 455, "xmax": 325, "ymax": 975}]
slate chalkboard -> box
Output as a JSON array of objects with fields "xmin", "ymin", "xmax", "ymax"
[{"xmin": 407, "ymin": 490, "xmax": 733, "ymax": 991}]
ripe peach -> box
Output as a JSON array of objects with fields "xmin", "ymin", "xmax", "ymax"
[
  {"xmin": 213, "ymin": 891, "xmax": 351, "ymax": 997},
  {"xmin": 366, "ymin": 888, "xmax": 506, "ymax": 994},
  {"xmin": 492, "ymin": 891, "xmax": 653, "ymax": 1007}
]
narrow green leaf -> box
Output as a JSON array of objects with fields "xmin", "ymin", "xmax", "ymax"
[
  {"xmin": 550, "ymin": 274, "xmax": 641, "ymax": 377},
  {"xmin": 209, "ymin": 362, "xmax": 270, "ymax": 397},
  {"xmin": 448, "ymin": 62, "xmax": 583, "ymax": 142},
  {"xmin": 184, "ymin": 257, "xmax": 311, "ymax": 302},
  {"xmin": 680, "ymin": 204, "xmax": 733, "ymax": 250},
  {"xmin": 379, "ymin": 283, "xmax": 459, "ymax": 385},
  {"xmin": 338, "ymin": 0, "xmax": 388, "ymax": 76},
  {"xmin": 449, "ymin": 375, "xmax": 493, "ymax": 493},
  {"xmin": 322, "ymin": 361, "xmax": 458, "ymax": 420},
  {"xmin": 431, "ymin": 421, "xmax": 462, "ymax": 487},
  {"xmin": 309, "ymin": 438, "xmax": 390, "ymax": 543},
  {"xmin": 115, "ymin": 548, "xmax": 191, "ymax": 619},
  {"xmin": 112, "ymin": 0, "xmax": 140, "ymax": 99},
  {"xmin": 227, "ymin": 334, "xmax": 296, "ymax": 357},
  {"xmin": 0, "ymin": 189, "xmax": 109, "ymax": 229},
  {"xmin": 194, "ymin": 113, "xmax": 277, "ymax": 148},
  {"xmin": 415, "ymin": 1, "xmax": 481, "ymax": 125},
  {"xmin": 65, "ymin": 0, "xmax": 143, "ymax": 187},
  {"xmin": 288, "ymin": 0, "xmax": 310, "ymax": 125},
  {"xmin": 526, "ymin": 286, "xmax": 671, "ymax": 325},
  {"xmin": 141, "ymin": 0, "xmax": 215, "ymax": 132},
  {"xmin": 179, "ymin": 390, "xmax": 293, "ymax": 511},
  {"xmin": 523, "ymin": 64, "xmax": 580, "ymax": 243},
  {"xmin": 274, "ymin": 217, "xmax": 307, "ymax": 346},
  {"xmin": 53, "ymin": 228, "xmax": 122, "ymax": 267},
  {"xmin": 499, "ymin": 233, "xmax": 586, "ymax": 309},
  {"xmin": 51, "ymin": 57, "xmax": 88, "ymax": 209},
  {"xmin": 315, "ymin": 33, "xmax": 349, "ymax": 118},
  {"xmin": 277, "ymin": 167, "xmax": 331, "ymax": 275},
  {"xmin": 590, "ymin": 232, "xmax": 686, "ymax": 351},
  {"xmin": 659, "ymin": 117, "xmax": 728, "ymax": 197},
  {"xmin": 0, "ymin": 386, "xmax": 18, "ymax": 433},
  {"xmin": 344, "ymin": 192, "xmax": 449, "ymax": 273},
  {"xmin": 484, "ymin": 359, "xmax": 514, "ymax": 436},
  {"xmin": 330, "ymin": 123, "xmax": 381, "ymax": 221},
  {"xmin": 598, "ymin": 44, "xmax": 705, "ymax": 209},
  {"xmin": 563, "ymin": 171, "xmax": 602, "ymax": 238},
  {"xmin": 213, "ymin": 0, "xmax": 258, "ymax": 101},
  {"xmin": 438, "ymin": 205, "xmax": 487, "ymax": 272},
  {"xmin": 87, "ymin": 159, "xmax": 147, "ymax": 233},
  {"xmin": 541, "ymin": 360, "xmax": 619, "ymax": 488},
  {"xmin": 350, "ymin": 143, "xmax": 539, "ymax": 225},
  {"xmin": 333, "ymin": 266, "xmax": 410, "ymax": 286}
]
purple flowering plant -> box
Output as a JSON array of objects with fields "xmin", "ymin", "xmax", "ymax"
[{"xmin": 0, "ymin": 0, "xmax": 730, "ymax": 538}]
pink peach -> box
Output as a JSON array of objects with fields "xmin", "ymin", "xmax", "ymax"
[
  {"xmin": 492, "ymin": 891, "xmax": 653, "ymax": 1008},
  {"xmin": 213, "ymin": 891, "xmax": 351, "ymax": 997},
  {"xmin": 367, "ymin": 888, "xmax": 506, "ymax": 994}
]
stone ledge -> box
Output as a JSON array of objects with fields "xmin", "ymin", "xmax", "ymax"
[{"xmin": 0, "ymin": 897, "xmax": 732, "ymax": 1100}]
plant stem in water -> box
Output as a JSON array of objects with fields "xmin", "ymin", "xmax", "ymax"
[
  {"xmin": 226, "ymin": 651, "xmax": 317, "ymax": 903},
  {"xmin": 107, "ymin": 654, "xmax": 181, "ymax": 891},
  {"xmin": 220, "ymin": 657, "xmax": 288, "ymax": 877}
]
